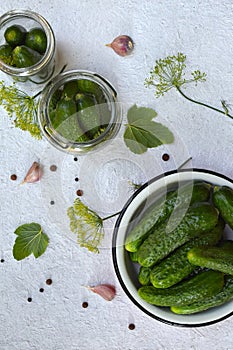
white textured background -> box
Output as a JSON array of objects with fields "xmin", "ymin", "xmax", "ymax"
[{"xmin": 1, "ymin": 0, "xmax": 233, "ymax": 349}]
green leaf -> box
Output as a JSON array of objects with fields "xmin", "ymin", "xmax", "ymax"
[
  {"xmin": 124, "ymin": 127, "xmax": 148, "ymax": 154},
  {"xmin": 13, "ymin": 223, "xmax": 49, "ymax": 260},
  {"xmin": 124, "ymin": 105, "xmax": 174, "ymax": 154},
  {"xmin": 127, "ymin": 104, "xmax": 157, "ymax": 124}
]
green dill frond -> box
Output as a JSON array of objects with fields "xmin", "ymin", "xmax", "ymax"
[
  {"xmin": 0, "ymin": 80, "xmax": 42, "ymax": 139},
  {"xmin": 128, "ymin": 180, "xmax": 142, "ymax": 191},
  {"xmin": 67, "ymin": 198, "xmax": 104, "ymax": 254},
  {"xmin": 191, "ymin": 70, "xmax": 207, "ymax": 84},
  {"xmin": 145, "ymin": 53, "xmax": 206, "ymax": 98}
]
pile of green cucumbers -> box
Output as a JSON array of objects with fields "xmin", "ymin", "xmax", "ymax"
[
  {"xmin": 0, "ymin": 24, "xmax": 47, "ymax": 67},
  {"xmin": 49, "ymin": 79, "xmax": 111, "ymax": 142},
  {"xmin": 125, "ymin": 182, "xmax": 233, "ymax": 314}
]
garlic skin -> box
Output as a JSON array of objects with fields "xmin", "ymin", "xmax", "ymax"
[
  {"xmin": 22, "ymin": 161, "xmax": 43, "ymax": 184},
  {"xmin": 86, "ymin": 284, "xmax": 116, "ymax": 301},
  {"xmin": 106, "ymin": 35, "xmax": 134, "ymax": 56}
]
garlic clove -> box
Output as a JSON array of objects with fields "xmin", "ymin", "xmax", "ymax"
[
  {"xmin": 106, "ymin": 35, "xmax": 134, "ymax": 56},
  {"xmin": 21, "ymin": 161, "xmax": 43, "ymax": 184},
  {"xmin": 86, "ymin": 284, "xmax": 116, "ymax": 301}
]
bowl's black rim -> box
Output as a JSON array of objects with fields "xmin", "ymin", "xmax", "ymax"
[{"xmin": 112, "ymin": 168, "xmax": 233, "ymax": 328}]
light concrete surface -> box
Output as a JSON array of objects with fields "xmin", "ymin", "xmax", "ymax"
[{"xmin": 1, "ymin": 1, "xmax": 233, "ymax": 349}]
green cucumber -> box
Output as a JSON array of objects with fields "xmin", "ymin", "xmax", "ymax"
[
  {"xmin": 49, "ymin": 89, "xmax": 63, "ymax": 112},
  {"xmin": 213, "ymin": 186, "xmax": 233, "ymax": 229},
  {"xmin": 25, "ymin": 27, "xmax": 47, "ymax": 54},
  {"xmin": 149, "ymin": 219, "xmax": 224, "ymax": 288},
  {"xmin": 138, "ymin": 266, "xmax": 151, "ymax": 286},
  {"xmin": 4, "ymin": 24, "xmax": 26, "ymax": 47},
  {"xmin": 187, "ymin": 243, "xmax": 233, "ymax": 275},
  {"xmin": 51, "ymin": 96, "xmax": 76, "ymax": 129},
  {"xmin": 129, "ymin": 251, "xmax": 138, "ymax": 263},
  {"xmin": 77, "ymin": 79, "xmax": 106, "ymax": 102},
  {"xmin": 62, "ymin": 80, "xmax": 80, "ymax": 98},
  {"xmin": 171, "ymin": 275, "xmax": 233, "ymax": 314},
  {"xmin": 0, "ymin": 44, "xmax": 13, "ymax": 65},
  {"xmin": 76, "ymin": 93, "xmax": 101, "ymax": 139},
  {"xmin": 138, "ymin": 270, "xmax": 224, "ymax": 306},
  {"xmin": 137, "ymin": 202, "xmax": 219, "ymax": 267},
  {"xmin": 76, "ymin": 79, "xmax": 111, "ymax": 127},
  {"xmin": 51, "ymin": 96, "xmax": 89, "ymax": 142},
  {"xmin": 125, "ymin": 182, "xmax": 212, "ymax": 253},
  {"xmin": 12, "ymin": 45, "xmax": 42, "ymax": 68}
]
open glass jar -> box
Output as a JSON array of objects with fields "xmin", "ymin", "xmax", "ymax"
[
  {"xmin": 37, "ymin": 70, "xmax": 121, "ymax": 154},
  {"xmin": 0, "ymin": 9, "xmax": 56, "ymax": 83}
]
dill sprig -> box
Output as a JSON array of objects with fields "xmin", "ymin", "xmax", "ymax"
[
  {"xmin": 0, "ymin": 80, "xmax": 42, "ymax": 139},
  {"xmin": 67, "ymin": 198, "xmax": 120, "ymax": 253},
  {"xmin": 145, "ymin": 52, "xmax": 233, "ymax": 119},
  {"xmin": 128, "ymin": 180, "xmax": 142, "ymax": 191},
  {"xmin": 67, "ymin": 198, "xmax": 105, "ymax": 253}
]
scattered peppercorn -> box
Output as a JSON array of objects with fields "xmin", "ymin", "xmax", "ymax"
[
  {"xmin": 27, "ymin": 297, "xmax": 32, "ymax": 302},
  {"xmin": 50, "ymin": 200, "xmax": 55, "ymax": 205},
  {"xmin": 76, "ymin": 189, "xmax": 83, "ymax": 196},
  {"xmin": 82, "ymin": 302, "xmax": 88, "ymax": 308},
  {"xmin": 162, "ymin": 153, "xmax": 170, "ymax": 161},
  {"xmin": 10, "ymin": 174, "xmax": 17, "ymax": 180},
  {"xmin": 46, "ymin": 278, "xmax": 52, "ymax": 285},
  {"xmin": 50, "ymin": 165, "xmax": 57, "ymax": 172},
  {"xmin": 75, "ymin": 177, "xmax": 79, "ymax": 182},
  {"xmin": 39, "ymin": 288, "xmax": 44, "ymax": 293},
  {"xmin": 0, "ymin": 259, "xmax": 4, "ymax": 263},
  {"xmin": 74, "ymin": 157, "xmax": 78, "ymax": 161},
  {"xmin": 128, "ymin": 323, "xmax": 135, "ymax": 330}
]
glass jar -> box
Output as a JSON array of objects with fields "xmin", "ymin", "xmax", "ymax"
[
  {"xmin": 38, "ymin": 70, "xmax": 122, "ymax": 154},
  {"xmin": 0, "ymin": 9, "xmax": 56, "ymax": 83}
]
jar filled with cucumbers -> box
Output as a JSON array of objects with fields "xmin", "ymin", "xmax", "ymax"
[
  {"xmin": 0, "ymin": 9, "xmax": 56, "ymax": 83},
  {"xmin": 38, "ymin": 70, "xmax": 121, "ymax": 154}
]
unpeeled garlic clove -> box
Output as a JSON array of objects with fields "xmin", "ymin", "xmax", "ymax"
[
  {"xmin": 86, "ymin": 284, "xmax": 116, "ymax": 301},
  {"xmin": 22, "ymin": 161, "xmax": 43, "ymax": 184},
  {"xmin": 106, "ymin": 35, "xmax": 134, "ymax": 56}
]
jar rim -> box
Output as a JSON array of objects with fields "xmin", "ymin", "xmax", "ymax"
[
  {"xmin": 0, "ymin": 9, "xmax": 55, "ymax": 77},
  {"xmin": 38, "ymin": 69, "xmax": 121, "ymax": 154}
]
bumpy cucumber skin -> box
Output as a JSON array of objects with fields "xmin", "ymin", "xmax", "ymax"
[
  {"xmin": 171, "ymin": 275, "xmax": 233, "ymax": 314},
  {"xmin": 25, "ymin": 27, "xmax": 47, "ymax": 54},
  {"xmin": 137, "ymin": 202, "xmax": 219, "ymax": 267},
  {"xmin": 187, "ymin": 244, "xmax": 233, "ymax": 275},
  {"xmin": 125, "ymin": 190, "xmax": 175, "ymax": 253},
  {"xmin": 4, "ymin": 25, "xmax": 26, "ymax": 47},
  {"xmin": 138, "ymin": 270, "xmax": 224, "ymax": 306},
  {"xmin": 125, "ymin": 182, "xmax": 211, "ymax": 253},
  {"xmin": 149, "ymin": 219, "xmax": 224, "ymax": 288},
  {"xmin": 0, "ymin": 44, "xmax": 13, "ymax": 65},
  {"xmin": 138, "ymin": 266, "xmax": 151, "ymax": 286},
  {"xmin": 12, "ymin": 45, "xmax": 42, "ymax": 68},
  {"xmin": 213, "ymin": 186, "xmax": 233, "ymax": 229}
]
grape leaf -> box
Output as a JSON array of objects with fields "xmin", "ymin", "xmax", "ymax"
[
  {"xmin": 124, "ymin": 104, "xmax": 174, "ymax": 154},
  {"xmin": 13, "ymin": 223, "xmax": 49, "ymax": 261}
]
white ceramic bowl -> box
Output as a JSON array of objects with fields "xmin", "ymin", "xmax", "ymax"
[{"xmin": 112, "ymin": 169, "xmax": 233, "ymax": 327}]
